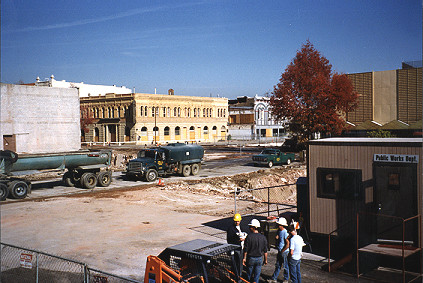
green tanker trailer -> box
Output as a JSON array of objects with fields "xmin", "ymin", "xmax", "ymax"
[{"xmin": 0, "ymin": 149, "xmax": 113, "ymax": 201}]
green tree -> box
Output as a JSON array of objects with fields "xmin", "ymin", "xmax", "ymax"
[{"xmin": 270, "ymin": 41, "xmax": 358, "ymax": 139}]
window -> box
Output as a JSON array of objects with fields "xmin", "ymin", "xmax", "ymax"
[
  {"xmin": 164, "ymin": 126, "xmax": 170, "ymax": 136},
  {"xmin": 174, "ymin": 107, "xmax": 177, "ymax": 117},
  {"xmin": 163, "ymin": 107, "xmax": 167, "ymax": 117},
  {"xmin": 317, "ymin": 168, "xmax": 362, "ymax": 199},
  {"xmin": 140, "ymin": 106, "xmax": 143, "ymax": 117},
  {"xmin": 194, "ymin": 108, "xmax": 197, "ymax": 117},
  {"xmin": 175, "ymin": 126, "xmax": 180, "ymax": 136},
  {"xmin": 203, "ymin": 126, "xmax": 209, "ymax": 134},
  {"xmin": 144, "ymin": 106, "xmax": 148, "ymax": 117},
  {"xmin": 203, "ymin": 108, "xmax": 206, "ymax": 117},
  {"xmin": 388, "ymin": 173, "xmax": 400, "ymax": 190}
]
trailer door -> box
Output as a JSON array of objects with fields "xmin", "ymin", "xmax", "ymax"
[{"xmin": 373, "ymin": 163, "xmax": 417, "ymax": 244}]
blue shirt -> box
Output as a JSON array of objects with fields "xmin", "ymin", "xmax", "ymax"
[
  {"xmin": 290, "ymin": 234, "xmax": 304, "ymax": 260},
  {"xmin": 276, "ymin": 229, "xmax": 289, "ymax": 252}
]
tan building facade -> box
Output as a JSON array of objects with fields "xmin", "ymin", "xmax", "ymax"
[
  {"xmin": 133, "ymin": 93, "xmax": 228, "ymax": 144},
  {"xmin": 81, "ymin": 92, "xmax": 228, "ymax": 144},
  {"xmin": 347, "ymin": 67, "xmax": 422, "ymax": 125}
]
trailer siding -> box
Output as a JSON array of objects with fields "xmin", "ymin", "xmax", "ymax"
[{"xmin": 308, "ymin": 139, "xmax": 422, "ymax": 236}]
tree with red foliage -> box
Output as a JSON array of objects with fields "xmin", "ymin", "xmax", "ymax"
[{"xmin": 270, "ymin": 41, "xmax": 358, "ymax": 140}]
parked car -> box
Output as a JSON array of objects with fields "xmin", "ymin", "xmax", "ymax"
[{"xmin": 252, "ymin": 149, "xmax": 295, "ymax": 168}]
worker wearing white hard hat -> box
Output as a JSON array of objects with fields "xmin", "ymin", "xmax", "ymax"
[
  {"xmin": 269, "ymin": 217, "xmax": 290, "ymax": 283},
  {"xmin": 243, "ymin": 219, "xmax": 268, "ymax": 283},
  {"xmin": 288, "ymin": 224, "xmax": 305, "ymax": 283}
]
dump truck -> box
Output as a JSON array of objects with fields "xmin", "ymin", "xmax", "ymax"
[
  {"xmin": 144, "ymin": 239, "xmax": 249, "ymax": 283},
  {"xmin": 252, "ymin": 148, "xmax": 295, "ymax": 168},
  {"xmin": 0, "ymin": 149, "xmax": 113, "ymax": 201},
  {"xmin": 125, "ymin": 143, "xmax": 204, "ymax": 182}
]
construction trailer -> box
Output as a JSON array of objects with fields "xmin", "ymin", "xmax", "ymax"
[{"xmin": 300, "ymin": 138, "xmax": 422, "ymax": 282}]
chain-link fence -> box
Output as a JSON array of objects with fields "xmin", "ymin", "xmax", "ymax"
[
  {"xmin": 234, "ymin": 183, "xmax": 297, "ymax": 218},
  {"xmin": 1, "ymin": 243, "xmax": 142, "ymax": 283}
]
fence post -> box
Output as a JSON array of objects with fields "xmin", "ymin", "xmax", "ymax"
[
  {"xmin": 36, "ymin": 253, "xmax": 39, "ymax": 283},
  {"xmin": 84, "ymin": 264, "xmax": 89, "ymax": 283},
  {"xmin": 267, "ymin": 187, "xmax": 270, "ymax": 217}
]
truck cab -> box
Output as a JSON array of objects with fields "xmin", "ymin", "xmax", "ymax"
[{"xmin": 252, "ymin": 149, "xmax": 295, "ymax": 168}]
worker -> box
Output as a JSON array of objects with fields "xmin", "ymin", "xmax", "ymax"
[
  {"xmin": 288, "ymin": 222, "xmax": 305, "ymax": 283},
  {"xmin": 268, "ymin": 217, "xmax": 290, "ymax": 283},
  {"xmin": 227, "ymin": 213, "xmax": 247, "ymax": 277},
  {"xmin": 243, "ymin": 219, "xmax": 268, "ymax": 283}
]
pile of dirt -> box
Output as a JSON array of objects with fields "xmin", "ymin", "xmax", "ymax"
[{"xmin": 157, "ymin": 166, "xmax": 306, "ymax": 205}]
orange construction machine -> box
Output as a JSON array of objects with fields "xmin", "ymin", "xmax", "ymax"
[{"xmin": 144, "ymin": 239, "xmax": 249, "ymax": 283}]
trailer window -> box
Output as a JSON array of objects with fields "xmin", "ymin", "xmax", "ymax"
[{"xmin": 317, "ymin": 168, "xmax": 362, "ymax": 200}]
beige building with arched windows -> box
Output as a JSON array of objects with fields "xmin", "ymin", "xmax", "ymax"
[
  {"xmin": 80, "ymin": 92, "xmax": 228, "ymax": 145},
  {"xmin": 133, "ymin": 92, "xmax": 228, "ymax": 144}
]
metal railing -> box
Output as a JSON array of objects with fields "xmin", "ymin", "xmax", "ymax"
[
  {"xmin": 1, "ymin": 242, "xmax": 142, "ymax": 283},
  {"xmin": 233, "ymin": 183, "xmax": 297, "ymax": 218}
]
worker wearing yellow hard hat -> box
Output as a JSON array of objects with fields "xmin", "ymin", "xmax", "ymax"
[{"xmin": 227, "ymin": 213, "xmax": 247, "ymax": 277}]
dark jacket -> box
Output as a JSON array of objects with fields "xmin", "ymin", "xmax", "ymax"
[{"xmin": 227, "ymin": 224, "xmax": 242, "ymax": 246}]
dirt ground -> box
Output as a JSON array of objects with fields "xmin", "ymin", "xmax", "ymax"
[{"xmin": 1, "ymin": 150, "xmax": 306, "ymax": 282}]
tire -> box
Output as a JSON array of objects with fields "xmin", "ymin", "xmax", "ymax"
[
  {"xmin": 97, "ymin": 171, "xmax": 112, "ymax": 187},
  {"xmin": 182, "ymin": 164, "xmax": 191, "ymax": 177},
  {"xmin": 145, "ymin": 169, "xmax": 158, "ymax": 182},
  {"xmin": 267, "ymin": 161, "xmax": 273, "ymax": 168},
  {"xmin": 0, "ymin": 183, "xmax": 9, "ymax": 201},
  {"xmin": 81, "ymin": 172, "xmax": 97, "ymax": 189},
  {"xmin": 63, "ymin": 172, "xmax": 75, "ymax": 187},
  {"xmin": 8, "ymin": 180, "xmax": 29, "ymax": 199},
  {"xmin": 191, "ymin": 163, "xmax": 200, "ymax": 175},
  {"xmin": 286, "ymin": 159, "xmax": 291, "ymax": 165}
]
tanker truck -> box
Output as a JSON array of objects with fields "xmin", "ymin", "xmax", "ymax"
[
  {"xmin": 0, "ymin": 149, "xmax": 113, "ymax": 201},
  {"xmin": 125, "ymin": 143, "xmax": 204, "ymax": 182}
]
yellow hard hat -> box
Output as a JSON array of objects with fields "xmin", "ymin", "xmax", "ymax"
[{"xmin": 233, "ymin": 213, "xmax": 242, "ymax": 221}]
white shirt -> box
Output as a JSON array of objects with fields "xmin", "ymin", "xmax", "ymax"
[{"xmin": 290, "ymin": 234, "xmax": 305, "ymax": 260}]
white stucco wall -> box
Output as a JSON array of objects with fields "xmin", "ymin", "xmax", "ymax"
[{"xmin": 1, "ymin": 84, "xmax": 80, "ymax": 153}]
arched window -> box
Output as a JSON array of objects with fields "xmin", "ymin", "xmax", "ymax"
[
  {"xmin": 187, "ymin": 108, "xmax": 191, "ymax": 117},
  {"xmin": 153, "ymin": 126, "xmax": 159, "ymax": 135},
  {"xmin": 190, "ymin": 126, "xmax": 195, "ymax": 131},
  {"xmin": 174, "ymin": 107, "xmax": 177, "ymax": 117},
  {"xmin": 140, "ymin": 106, "xmax": 143, "ymax": 117},
  {"xmin": 194, "ymin": 108, "xmax": 197, "ymax": 117},
  {"xmin": 163, "ymin": 107, "xmax": 167, "ymax": 117},
  {"xmin": 223, "ymin": 109, "xmax": 226, "ymax": 117},
  {"xmin": 178, "ymin": 107, "xmax": 181, "ymax": 117},
  {"xmin": 175, "ymin": 126, "xmax": 180, "ymax": 136},
  {"xmin": 141, "ymin": 127, "xmax": 148, "ymax": 136},
  {"xmin": 203, "ymin": 126, "xmax": 209, "ymax": 134},
  {"xmin": 168, "ymin": 107, "xmax": 170, "ymax": 117},
  {"xmin": 144, "ymin": 106, "xmax": 148, "ymax": 117},
  {"xmin": 203, "ymin": 108, "xmax": 206, "ymax": 117},
  {"xmin": 164, "ymin": 126, "xmax": 170, "ymax": 136}
]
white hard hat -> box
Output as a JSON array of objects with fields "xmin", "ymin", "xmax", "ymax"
[
  {"xmin": 248, "ymin": 219, "xmax": 261, "ymax": 228},
  {"xmin": 276, "ymin": 217, "xmax": 288, "ymax": 226}
]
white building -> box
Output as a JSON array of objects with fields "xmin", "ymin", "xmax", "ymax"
[
  {"xmin": 228, "ymin": 95, "xmax": 288, "ymax": 140},
  {"xmin": 1, "ymin": 84, "xmax": 80, "ymax": 153},
  {"xmin": 34, "ymin": 75, "xmax": 132, "ymax": 97}
]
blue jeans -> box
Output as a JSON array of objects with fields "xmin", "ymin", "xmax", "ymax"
[
  {"xmin": 288, "ymin": 258, "xmax": 301, "ymax": 283},
  {"xmin": 271, "ymin": 250, "xmax": 289, "ymax": 281},
  {"xmin": 246, "ymin": 256, "xmax": 263, "ymax": 283}
]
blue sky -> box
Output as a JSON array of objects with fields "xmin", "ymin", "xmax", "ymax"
[{"xmin": 1, "ymin": 0, "xmax": 421, "ymax": 99}]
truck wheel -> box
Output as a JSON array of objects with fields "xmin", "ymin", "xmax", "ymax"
[
  {"xmin": 63, "ymin": 172, "xmax": 75, "ymax": 187},
  {"xmin": 267, "ymin": 161, "xmax": 273, "ymax": 168},
  {"xmin": 97, "ymin": 171, "xmax": 112, "ymax": 187},
  {"xmin": 81, "ymin": 173, "xmax": 97, "ymax": 189},
  {"xmin": 191, "ymin": 163, "xmax": 200, "ymax": 175},
  {"xmin": 8, "ymin": 180, "xmax": 29, "ymax": 199},
  {"xmin": 145, "ymin": 169, "xmax": 158, "ymax": 182},
  {"xmin": 0, "ymin": 183, "xmax": 9, "ymax": 201},
  {"xmin": 182, "ymin": 165, "xmax": 191, "ymax": 177},
  {"xmin": 286, "ymin": 159, "xmax": 291, "ymax": 165}
]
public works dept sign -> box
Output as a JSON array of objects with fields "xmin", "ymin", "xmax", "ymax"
[{"xmin": 374, "ymin": 154, "xmax": 419, "ymax": 163}]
